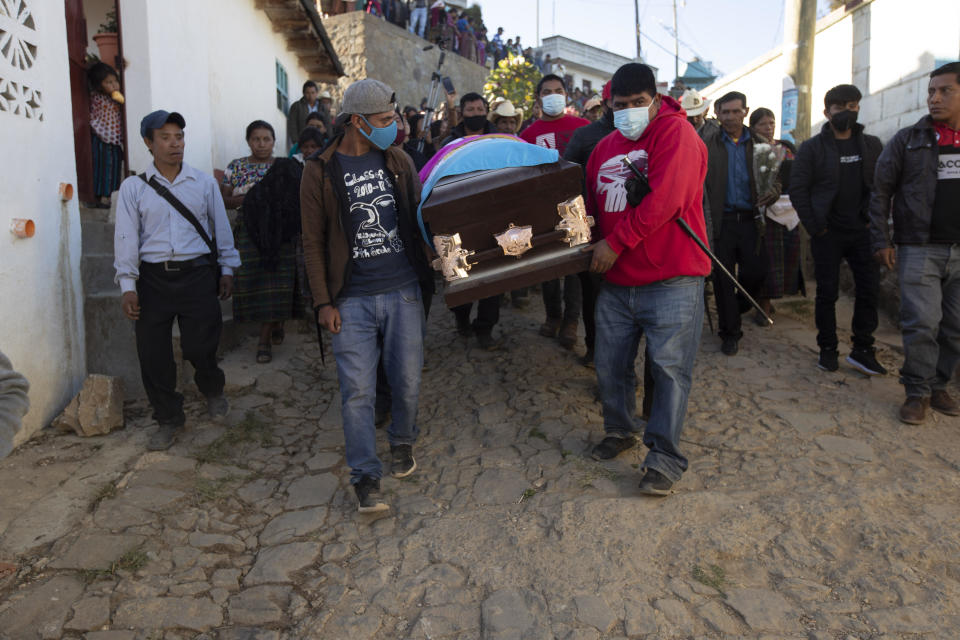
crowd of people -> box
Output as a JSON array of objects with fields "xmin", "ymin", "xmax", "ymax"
[
  {"xmin": 111, "ymin": 58, "xmax": 960, "ymax": 512},
  {"xmin": 321, "ymin": 0, "xmax": 554, "ymax": 71}
]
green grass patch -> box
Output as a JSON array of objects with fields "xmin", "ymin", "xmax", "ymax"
[
  {"xmin": 78, "ymin": 548, "xmax": 149, "ymax": 583},
  {"xmin": 692, "ymin": 564, "xmax": 726, "ymax": 595},
  {"xmin": 528, "ymin": 427, "xmax": 547, "ymax": 441},
  {"xmin": 90, "ymin": 482, "xmax": 118, "ymax": 511},
  {"xmin": 194, "ymin": 411, "xmax": 273, "ymax": 465}
]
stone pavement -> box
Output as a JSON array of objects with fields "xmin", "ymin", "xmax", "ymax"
[{"xmin": 1, "ymin": 288, "xmax": 959, "ymax": 639}]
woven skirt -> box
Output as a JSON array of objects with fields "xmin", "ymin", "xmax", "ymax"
[
  {"xmin": 91, "ymin": 133, "xmax": 122, "ymax": 198},
  {"xmin": 760, "ymin": 220, "xmax": 803, "ymax": 299},
  {"xmin": 232, "ymin": 220, "xmax": 301, "ymax": 324}
]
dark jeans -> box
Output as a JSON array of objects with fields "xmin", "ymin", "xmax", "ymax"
[
  {"xmin": 135, "ymin": 262, "xmax": 225, "ymax": 426},
  {"xmin": 810, "ymin": 227, "xmax": 879, "ymax": 351},
  {"xmin": 897, "ymin": 244, "xmax": 960, "ymax": 397},
  {"xmin": 579, "ymin": 271, "xmax": 600, "ymax": 350},
  {"xmin": 714, "ymin": 216, "xmax": 768, "ymax": 340},
  {"xmin": 543, "ymin": 274, "xmax": 582, "ymax": 322},
  {"xmin": 595, "ymin": 277, "xmax": 705, "ymax": 482},
  {"xmin": 452, "ymin": 295, "xmax": 502, "ymax": 335}
]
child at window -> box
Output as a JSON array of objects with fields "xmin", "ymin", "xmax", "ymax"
[{"xmin": 88, "ymin": 62, "xmax": 124, "ymax": 208}]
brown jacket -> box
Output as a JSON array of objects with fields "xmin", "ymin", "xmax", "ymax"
[{"xmin": 300, "ymin": 135, "xmax": 431, "ymax": 308}]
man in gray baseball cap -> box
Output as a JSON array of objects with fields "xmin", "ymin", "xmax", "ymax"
[{"xmin": 300, "ymin": 78, "xmax": 432, "ymax": 513}]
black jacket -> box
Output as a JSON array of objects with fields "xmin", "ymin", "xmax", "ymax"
[
  {"xmin": 562, "ymin": 111, "xmax": 615, "ymax": 167},
  {"xmin": 789, "ymin": 122, "xmax": 882, "ymax": 236},
  {"xmin": 703, "ymin": 126, "xmax": 780, "ymax": 243},
  {"xmin": 440, "ymin": 120, "xmax": 493, "ymax": 148},
  {"xmin": 868, "ymin": 115, "xmax": 942, "ymax": 252}
]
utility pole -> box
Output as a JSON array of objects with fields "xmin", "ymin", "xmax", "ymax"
[
  {"xmin": 673, "ymin": 0, "xmax": 679, "ymax": 87},
  {"xmin": 536, "ymin": 0, "xmax": 540, "ymax": 47},
  {"xmin": 782, "ymin": 0, "xmax": 817, "ymax": 144},
  {"xmin": 633, "ymin": 0, "xmax": 641, "ymax": 60}
]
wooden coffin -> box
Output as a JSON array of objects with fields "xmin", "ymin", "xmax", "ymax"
[{"xmin": 421, "ymin": 160, "xmax": 591, "ymax": 307}]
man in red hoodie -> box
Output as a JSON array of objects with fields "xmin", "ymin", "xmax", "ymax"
[{"xmin": 583, "ymin": 63, "xmax": 711, "ymax": 496}]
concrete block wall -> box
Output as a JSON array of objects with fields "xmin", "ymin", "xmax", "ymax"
[{"xmin": 321, "ymin": 11, "xmax": 488, "ymax": 112}]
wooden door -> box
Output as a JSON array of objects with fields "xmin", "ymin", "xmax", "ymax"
[{"xmin": 65, "ymin": 0, "xmax": 93, "ymax": 203}]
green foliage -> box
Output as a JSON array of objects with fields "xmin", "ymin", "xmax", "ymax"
[
  {"xmin": 692, "ymin": 564, "xmax": 726, "ymax": 595},
  {"xmin": 484, "ymin": 52, "xmax": 542, "ymax": 119}
]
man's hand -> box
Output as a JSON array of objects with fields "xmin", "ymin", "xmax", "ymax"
[
  {"xmin": 756, "ymin": 189, "xmax": 779, "ymax": 208},
  {"xmin": 582, "ymin": 239, "xmax": 619, "ymax": 274},
  {"xmin": 318, "ymin": 305, "xmax": 342, "ymax": 334},
  {"xmin": 219, "ymin": 275, "xmax": 234, "ymax": 300},
  {"xmin": 121, "ymin": 291, "xmax": 140, "ymax": 320},
  {"xmin": 875, "ymin": 248, "xmax": 896, "ymax": 270}
]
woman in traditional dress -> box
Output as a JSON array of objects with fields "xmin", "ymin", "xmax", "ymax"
[
  {"xmin": 751, "ymin": 107, "xmax": 804, "ymax": 324},
  {"xmin": 222, "ymin": 121, "xmax": 302, "ymax": 363}
]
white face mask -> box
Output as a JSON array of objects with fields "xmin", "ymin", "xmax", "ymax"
[
  {"xmin": 541, "ymin": 93, "xmax": 566, "ymax": 116},
  {"xmin": 614, "ymin": 105, "xmax": 652, "ymax": 141}
]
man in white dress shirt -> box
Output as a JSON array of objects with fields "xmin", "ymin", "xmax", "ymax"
[{"xmin": 114, "ymin": 110, "xmax": 241, "ymax": 450}]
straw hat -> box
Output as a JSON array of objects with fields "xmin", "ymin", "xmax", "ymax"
[
  {"xmin": 583, "ymin": 96, "xmax": 602, "ymax": 112},
  {"xmin": 489, "ymin": 99, "xmax": 524, "ymax": 131},
  {"xmin": 680, "ymin": 88, "xmax": 709, "ymax": 116}
]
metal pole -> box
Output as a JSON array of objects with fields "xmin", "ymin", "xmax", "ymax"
[
  {"xmin": 536, "ymin": 0, "xmax": 540, "ymax": 47},
  {"xmin": 783, "ymin": 0, "xmax": 817, "ymax": 144},
  {"xmin": 633, "ymin": 0, "xmax": 641, "ymax": 60},
  {"xmin": 673, "ymin": 0, "xmax": 679, "ymax": 86}
]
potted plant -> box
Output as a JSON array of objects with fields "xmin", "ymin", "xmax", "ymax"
[{"xmin": 92, "ymin": 8, "xmax": 119, "ymax": 68}]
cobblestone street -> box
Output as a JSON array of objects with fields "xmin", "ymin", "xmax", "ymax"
[{"xmin": 1, "ymin": 290, "xmax": 959, "ymax": 639}]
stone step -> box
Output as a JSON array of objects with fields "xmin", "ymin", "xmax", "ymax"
[
  {"xmin": 81, "ymin": 219, "xmax": 115, "ymax": 256},
  {"xmin": 81, "ymin": 253, "xmax": 117, "ymax": 295}
]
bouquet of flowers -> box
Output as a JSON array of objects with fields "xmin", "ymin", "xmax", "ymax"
[{"xmin": 752, "ymin": 142, "xmax": 786, "ymax": 200}]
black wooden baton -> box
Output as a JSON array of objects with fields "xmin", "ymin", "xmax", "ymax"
[{"xmin": 621, "ymin": 156, "xmax": 773, "ymax": 327}]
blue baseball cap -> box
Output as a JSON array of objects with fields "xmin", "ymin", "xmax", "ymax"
[{"xmin": 140, "ymin": 110, "xmax": 186, "ymax": 138}]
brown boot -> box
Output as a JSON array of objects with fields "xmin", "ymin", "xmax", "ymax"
[
  {"xmin": 931, "ymin": 390, "xmax": 960, "ymax": 416},
  {"xmin": 539, "ymin": 317, "xmax": 561, "ymax": 338},
  {"xmin": 899, "ymin": 396, "xmax": 930, "ymax": 425},
  {"xmin": 558, "ymin": 320, "xmax": 578, "ymax": 350}
]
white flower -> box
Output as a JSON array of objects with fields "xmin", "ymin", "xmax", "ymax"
[{"xmin": 759, "ymin": 166, "xmax": 768, "ymax": 173}]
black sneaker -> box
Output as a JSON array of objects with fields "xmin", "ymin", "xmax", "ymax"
[
  {"xmin": 476, "ymin": 332, "xmax": 498, "ymax": 351},
  {"xmin": 846, "ymin": 348, "xmax": 887, "ymax": 376},
  {"xmin": 354, "ymin": 476, "xmax": 389, "ymax": 513},
  {"xmin": 579, "ymin": 348, "xmax": 595, "ymax": 368},
  {"xmin": 390, "ymin": 444, "xmax": 417, "ymax": 478},
  {"xmin": 720, "ymin": 337, "xmax": 739, "ymax": 356},
  {"xmin": 456, "ymin": 317, "xmax": 473, "ymax": 338},
  {"xmin": 818, "ymin": 348, "xmax": 839, "ymax": 372},
  {"xmin": 147, "ymin": 422, "xmax": 183, "ymax": 451},
  {"xmin": 206, "ymin": 394, "xmax": 229, "ymax": 419},
  {"xmin": 591, "ymin": 435, "xmax": 636, "ymax": 461},
  {"xmin": 637, "ymin": 468, "xmax": 673, "ymax": 496}
]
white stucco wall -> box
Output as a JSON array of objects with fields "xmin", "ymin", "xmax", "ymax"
[
  {"xmin": 0, "ymin": 1, "xmax": 86, "ymax": 449},
  {"xmin": 118, "ymin": 0, "xmax": 311, "ymax": 175},
  {"xmin": 701, "ymin": 0, "xmax": 960, "ymax": 143}
]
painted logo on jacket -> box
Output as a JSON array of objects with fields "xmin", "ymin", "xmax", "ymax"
[{"xmin": 597, "ymin": 150, "xmax": 648, "ymax": 213}]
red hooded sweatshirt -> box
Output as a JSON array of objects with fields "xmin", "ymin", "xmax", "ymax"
[{"xmin": 585, "ymin": 94, "xmax": 711, "ymax": 287}]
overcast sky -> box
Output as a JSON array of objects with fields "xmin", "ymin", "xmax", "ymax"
[{"xmin": 476, "ymin": 0, "xmax": 834, "ymax": 83}]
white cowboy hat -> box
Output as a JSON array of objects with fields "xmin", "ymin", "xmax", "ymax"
[{"xmin": 681, "ymin": 88, "xmax": 710, "ymax": 116}]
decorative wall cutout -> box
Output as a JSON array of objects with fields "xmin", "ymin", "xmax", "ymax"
[
  {"xmin": 0, "ymin": 0, "xmax": 37, "ymax": 70},
  {"xmin": 0, "ymin": 0, "xmax": 40, "ymax": 120},
  {"xmin": 0, "ymin": 76, "xmax": 43, "ymax": 119}
]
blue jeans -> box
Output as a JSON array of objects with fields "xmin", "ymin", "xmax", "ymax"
[
  {"xmin": 897, "ymin": 244, "xmax": 960, "ymax": 397},
  {"xmin": 409, "ymin": 7, "xmax": 427, "ymax": 37},
  {"xmin": 595, "ymin": 277, "xmax": 705, "ymax": 482},
  {"xmin": 331, "ymin": 283, "xmax": 425, "ymax": 483}
]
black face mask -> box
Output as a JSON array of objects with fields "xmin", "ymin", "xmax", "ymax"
[
  {"xmin": 830, "ymin": 109, "xmax": 858, "ymax": 132},
  {"xmin": 463, "ymin": 115, "xmax": 487, "ymax": 133}
]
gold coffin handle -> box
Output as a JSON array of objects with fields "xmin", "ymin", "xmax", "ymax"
[{"xmin": 556, "ymin": 195, "xmax": 595, "ymax": 247}]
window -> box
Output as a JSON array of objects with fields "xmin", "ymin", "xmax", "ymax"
[
  {"xmin": 276, "ymin": 60, "xmax": 289, "ymax": 115},
  {"xmin": 582, "ymin": 79, "xmax": 592, "ymax": 94}
]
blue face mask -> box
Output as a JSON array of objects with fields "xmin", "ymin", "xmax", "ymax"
[
  {"xmin": 358, "ymin": 115, "xmax": 398, "ymax": 150},
  {"xmin": 614, "ymin": 106, "xmax": 652, "ymax": 141}
]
